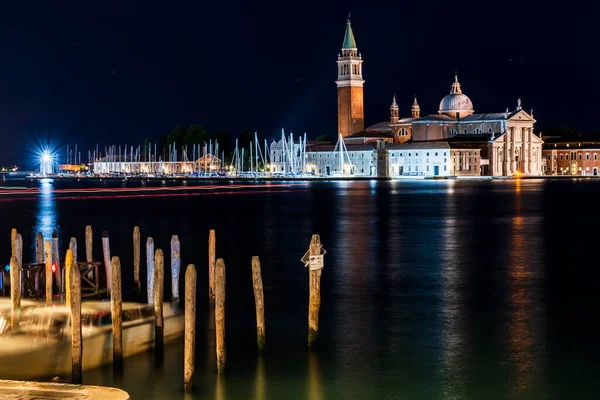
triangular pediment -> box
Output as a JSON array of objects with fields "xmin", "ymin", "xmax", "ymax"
[{"xmin": 508, "ymin": 109, "xmax": 536, "ymax": 123}]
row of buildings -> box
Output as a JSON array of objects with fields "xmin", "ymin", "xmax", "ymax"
[{"xmin": 272, "ymin": 18, "xmax": 599, "ymax": 178}]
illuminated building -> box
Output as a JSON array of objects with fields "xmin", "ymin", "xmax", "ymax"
[
  {"xmin": 541, "ymin": 134, "xmax": 600, "ymax": 175},
  {"xmin": 332, "ymin": 18, "xmax": 543, "ymax": 177}
]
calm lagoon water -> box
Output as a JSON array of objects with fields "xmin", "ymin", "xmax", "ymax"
[{"xmin": 1, "ymin": 178, "xmax": 599, "ymax": 399}]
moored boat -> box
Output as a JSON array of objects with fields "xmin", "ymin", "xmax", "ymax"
[{"xmin": 0, "ymin": 300, "xmax": 183, "ymax": 380}]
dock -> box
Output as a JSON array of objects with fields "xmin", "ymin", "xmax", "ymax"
[{"xmin": 0, "ymin": 380, "xmax": 130, "ymax": 399}]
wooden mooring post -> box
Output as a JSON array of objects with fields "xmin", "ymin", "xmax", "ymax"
[
  {"xmin": 65, "ymin": 248, "xmax": 73, "ymax": 308},
  {"xmin": 69, "ymin": 249, "xmax": 82, "ymax": 384},
  {"xmin": 208, "ymin": 230, "xmax": 216, "ymax": 304},
  {"xmin": 45, "ymin": 240, "xmax": 52, "ymax": 303},
  {"xmin": 85, "ymin": 226, "xmax": 93, "ymax": 263},
  {"xmin": 52, "ymin": 230, "xmax": 62, "ymax": 294},
  {"xmin": 306, "ymin": 234, "xmax": 325, "ymax": 348},
  {"xmin": 14, "ymin": 234, "xmax": 22, "ymax": 297},
  {"xmin": 215, "ymin": 258, "xmax": 226, "ymax": 372},
  {"xmin": 10, "ymin": 228, "xmax": 16, "ymax": 257},
  {"xmin": 69, "ymin": 237, "xmax": 78, "ymax": 265},
  {"xmin": 154, "ymin": 249, "xmax": 164, "ymax": 361},
  {"xmin": 35, "ymin": 232, "xmax": 43, "ymax": 292},
  {"xmin": 10, "ymin": 256, "xmax": 20, "ymax": 327},
  {"xmin": 67, "ymin": 238, "xmax": 77, "ymax": 307},
  {"xmin": 171, "ymin": 235, "xmax": 181, "ymax": 305},
  {"xmin": 133, "ymin": 226, "xmax": 141, "ymax": 296},
  {"xmin": 184, "ymin": 264, "xmax": 197, "ymax": 391},
  {"xmin": 251, "ymin": 256, "xmax": 265, "ymax": 351},
  {"xmin": 102, "ymin": 231, "xmax": 112, "ymax": 295},
  {"xmin": 111, "ymin": 256, "xmax": 123, "ymax": 373},
  {"xmin": 147, "ymin": 237, "xmax": 155, "ymax": 304}
]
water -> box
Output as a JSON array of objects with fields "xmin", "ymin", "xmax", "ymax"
[{"xmin": 1, "ymin": 178, "xmax": 599, "ymax": 399}]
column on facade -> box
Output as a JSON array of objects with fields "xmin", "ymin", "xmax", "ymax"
[
  {"xmin": 510, "ymin": 127, "xmax": 516, "ymax": 174},
  {"xmin": 504, "ymin": 131, "xmax": 510, "ymax": 176},
  {"xmin": 527, "ymin": 128, "xmax": 533, "ymax": 174}
]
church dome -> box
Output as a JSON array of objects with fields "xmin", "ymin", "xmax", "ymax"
[{"xmin": 438, "ymin": 74, "xmax": 474, "ymax": 118}]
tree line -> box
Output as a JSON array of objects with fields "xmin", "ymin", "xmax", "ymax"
[{"xmin": 141, "ymin": 125, "xmax": 259, "ymax": 164}]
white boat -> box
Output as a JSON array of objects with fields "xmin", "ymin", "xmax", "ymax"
[{"xmin": 0, "ymin": 300, "xmax": 184, "ymax": 380}]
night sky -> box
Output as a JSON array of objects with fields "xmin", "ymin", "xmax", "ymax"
[{"xmin": 0, "ymin": 1, "xmax": 596, "ymax": 165}]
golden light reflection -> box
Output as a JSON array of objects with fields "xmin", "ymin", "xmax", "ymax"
[
  {"xmin": 307, "ymin": 352, "xmax": 323, "ymax": 400},
  {"xmin": 255, "ymin": 356, "xmax": 266, "ymax": 400},
  {"xmin": 215, "ymin": 373, "xmax": 225, "ymax": 400},
  {"xmin": 506, "ymin": 187, "xmax": 543, "ymax": 397}
]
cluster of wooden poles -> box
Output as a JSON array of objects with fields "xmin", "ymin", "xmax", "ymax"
[{"xmin": 6, "ymin": 227, "xmax": 325, "ymax": 392}]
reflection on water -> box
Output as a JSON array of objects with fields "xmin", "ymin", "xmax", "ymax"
[
  {"xmin": 0, "ymin": 179, "xmax": 597, "ymax": 399},
  {"xmin": 254, "ymin": 356, "xmax": 265, "ymax": 400},
  {"xmin": 307, "ymin": 352, "xmax": 323, "ymax": 400},
  {"xmin": 34, "ymin": 179, "xmax": 58, "ymax": 248},
  {"xmin": 440, "ymin": 186, "xmax": 468, "ymax": 400},
  {"xmin": 506, "ymin": 180, "xmax": 547, "ymax": 398}
]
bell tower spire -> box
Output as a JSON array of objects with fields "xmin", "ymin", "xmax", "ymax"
[
  {"xmin": 390, "ymin": 94, "xmax": 399, "ymax": 123},
  {"xmin": 336, "ymin": 16, "xmax": 364, "ymax": 138},
  {"xmin": 411, "ymin": 95, "xmax": 420, "ymax": 118}
]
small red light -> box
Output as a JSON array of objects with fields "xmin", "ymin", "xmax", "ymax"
[{"xmin": 51, "ymin": 264, "xmax": 56, "ymax": 273}]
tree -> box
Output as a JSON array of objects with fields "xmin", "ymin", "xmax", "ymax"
[
  {"xmin": 186, "ymin": 125, "xmax": 208, "ymax": 147},
  {"xmin": 315, "ymin": 134, "xmax": 333, "ymax": 142},
  {"xmin": 169, "ymin": 125, "xmax": 187, "ymax": 146}
]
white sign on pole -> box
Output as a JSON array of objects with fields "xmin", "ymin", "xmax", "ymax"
[{"xmin": 309, "ymin": 255, "xmax": 324, "ymax": 271}]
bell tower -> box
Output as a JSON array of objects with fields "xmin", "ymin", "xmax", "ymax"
[
  {"xmin": 390, "ymin": 94, "xmax": 399, "ymax": 123},
  {"xmin": 411, "ymin": 95, "xmax": 420, "ymax": 118},
  {"xmin": 336, "ymin": 16, "xmax": 364, "ymax": 138}
]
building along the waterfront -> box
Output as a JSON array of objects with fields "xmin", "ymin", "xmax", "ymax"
[
  {"xmin": 541, "ymin": 134, "xmax": 600, "ymax": 175},
  {"xmin": 332, "ymin": 18, "xmax": 543, "ymax": 177}
]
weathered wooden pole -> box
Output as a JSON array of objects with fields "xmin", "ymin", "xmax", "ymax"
[
  {"xmin": 52, "ymin": 229, "xmax": 62, "ymax": 294},
  {"xmin": 215, "ymin": 258, "xmax": 226, "ymax": 372},
  {"xmin": 133, "ymin": 226, "xmax": 141, "ymax": 296},
  {"xmin": 69, "ymin": 249, "xmax": 82, "ymax": 384},
  {"xmin": 154, "ymin": 249, "xmax": 164, "ymax": 360},
  {"xmin": 35, "ymin": 232, "xmax": 44, "ymax": 292},
  {"xmin": 208, "ymin": 229, "xmax": 216, "ymax": 304},
  {"xmin": 184, "ymin": 264, "xmax": 197, "ymax": 391},
  {"xmin": 85, "ymin": 225, "xmax": 93, "ymax": 263},
  {"xmin": 10, "ymin": 256, "xmax": 20, "ymax": 327},
  {"xmin": 111, "ymin": 256, "xmax": 123, "ymax": 372},
  {"xmin": 69, "ymin": 237, "xmax": 78, "ymax": 265},
  {"xmin": 171, "ymin": 235, "xmax": 181, "ymax": 305},
  {"xmin": 10, "ymin": 228, "xmax": 17, "ymax": 257},
  {"xmin": 14, "ymin": 234, "xmax": 23, "ymax": 297},
  {"xmin": 65, "ymin": 248, "xmax": 73, "ymax": 308},
  {"xmin": 45, "ymin": 240, "xmax": 53, "ymax": 303},
  {"xmin": 147, "ymin": 237, "xmax": 155, "ymax": 303},
  {"xmin": 251, "ymin": 256, "xmax": 266, "ymax": 351},
  {"xmin": 67, "ymin": 238, "xmax": 77, "ymax": 306},
  {"xmin": 102, "ymin": 231, "xmax": 112, "ymax": 294},
  {"xmin": 308, "ymin": 234, "xmax": 323, "ymax": 348}
]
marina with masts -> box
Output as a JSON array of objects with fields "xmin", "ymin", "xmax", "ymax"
[{"xmin": 42, "ymin": 129, "xmax": 372, "ymax": 179}]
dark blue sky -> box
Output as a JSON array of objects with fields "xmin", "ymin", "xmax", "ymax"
[{"xmin": 0, "ymin": 1, "xmax": 595, "ymax": 164}]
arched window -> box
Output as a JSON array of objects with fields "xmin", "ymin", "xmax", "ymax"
[
  {"xmin": 449, "ymin": 128, "xmax": 457, "ymax": 136},
  {"xmin": 474, "ymin": 128, "xmax": 482, "ymax": 134},
  {"xmin": 488, "ymin": 128, "xmax": 493, "ymax": 133},
  {"xmin": 399, "ymin": 128, "xmax": 408, "ymax": 136}
]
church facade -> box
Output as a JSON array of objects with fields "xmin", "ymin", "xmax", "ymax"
[
  {"xmin": 337, "ymin": 19, "xmax": 544, "ymax": 177},
  {"xmin": 270, "ymin": 18, "xmax": 543, "ymax": 178}
]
